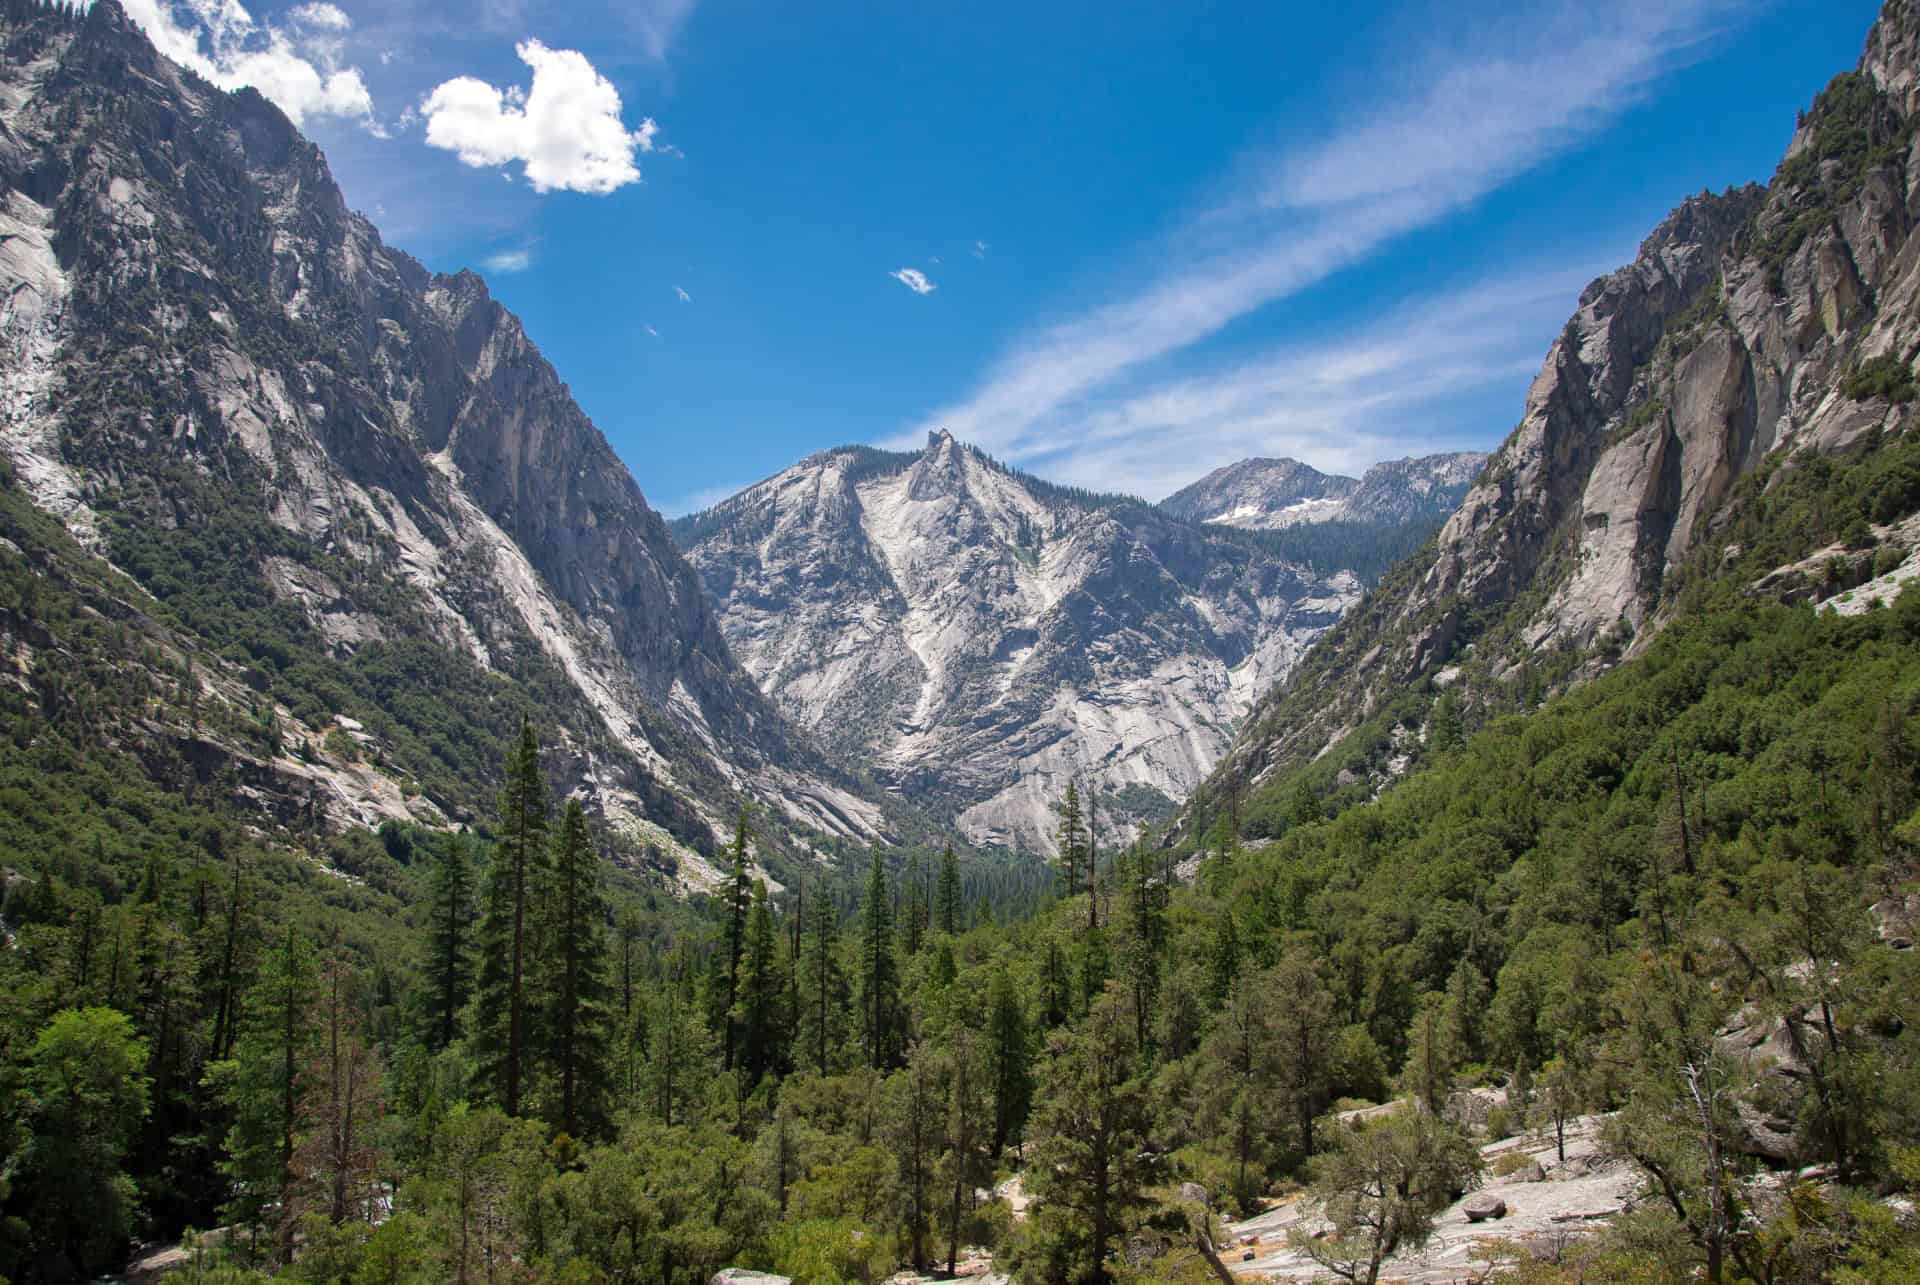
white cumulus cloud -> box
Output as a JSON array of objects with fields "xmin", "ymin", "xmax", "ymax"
[
  {"xmin": 122, "ymin": 0, "xmax": 376, "ymax": 130},
  {"xmin": 890, "ymin": 267, "xmax": 936, "ymax": 295},
  {"xmin": 673, "ymin": 285, "xmax": 691, "ymax": 302},
  {"xmin": 421, "ymin": 40, "xmax": 657, "ymax": 195},
  {"xmin": 289, "ymin": 3, "xmax": 350, "ymax": 32}
]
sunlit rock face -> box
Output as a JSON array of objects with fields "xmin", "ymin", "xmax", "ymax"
[{"xmin": 678, "ymin": 432, "xmax": 1362, "ymax": 853}]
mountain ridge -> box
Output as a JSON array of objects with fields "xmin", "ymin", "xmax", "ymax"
[
  {"xmin": 673, "ymin": 431, "xmax": 1493, "ymax": 853},
  {"xmin": 1181, "ymin": 0, "xmax": 1920, "ymax": 840},
  {"xmin": 0, "ymin": 0, "xmax": 909, "ymax": 886},
  {"xmin": 1158, "ymin": 451, "xmax": 1487, "ymax": 530}
]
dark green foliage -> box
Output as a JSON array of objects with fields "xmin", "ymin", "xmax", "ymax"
[
  {"xmin": 542, "ymin": 799, "xmax": 614, "ymax": 1139},
  {"xmin": 857, "ymin": 850, "xmax": 901, "ymax": 1070},
  {"xmin": 935, "ymin": 842, "xmax": 963, "ymax": 936},
  {"xmin": 7, "ymin": 1008, "xmax": 150, "ymax": 1281},
  {"xmin": 1842, "ymin": 353, "xmax": 1918, "ymax": 403},
  {"xmin": 422, "ymin": 835, "xmax": 473, "ymax": 1053},
  {"xmin": 472, "ymin": 721, "xmax": 548, "ymax": 1117}
]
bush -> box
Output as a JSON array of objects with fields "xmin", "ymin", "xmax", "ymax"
[
  {"xmin": 1491, "ymin": 1150, "xmax": 1536, "ymax": 1177},
  {"xmin": 1842, "ymin": 354, "xmax": 1917, "ymax": 404}
]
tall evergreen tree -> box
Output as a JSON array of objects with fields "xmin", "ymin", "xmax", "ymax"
[
  {"xmin": 986, "ymin": 966, "xmax": 1033, "ymax": 1158},
  {"xmin": 1040, "ymin": 937, "xmax": 1072, "ymax": 1030},
  {"xmin": 1022, "ymin": 986, "xmax": 1156, "ymax": 1284},
  {"xmin": 722, "ymin": 807, "xmax": 752, "ymax": 1073},
  {"xmin": 1056, "ymin": 781, "xmax": 1086, "ymax": 901},
  {"xmin": 936, "ymin": 842, "xmax": 963, "ymax": 936},
  {"xmin": 472, "ymin": 721, "xmax": 548, "ymax": 1118},
  {"xmin": 1119, "ymin": 846, "xmax": 1167, "ymax": 1053},
  {"xmin": 858, "ymin": 850, "xmax": 901, "ymax": 1070},
  {"xmin": 645, "ymin": 948, "xmax": 712, "ymax": 1127},
  {"xmin": 797, "ymin": 885, "xmax": 847, "ymax": 1075},
  {"xmin": 423, "ymin": 834, "xmax": 474, "ymax": 1053},
  {"xmin": 733, "ymin": 880, "xmax": 786, "ymax": 1088},
  {"xmin": 210, "ymin": 927, "xmax": 318, "ymax": 1259},
  {"xmin": 1208, "ymin": 910, "xmax": 1241, "ymax": 1006},
  {"xmin": 543, "ymin": 798, "xmax": 613, "ymax": 1139},
  {"xmin": 1271, "ymin": 951, "xmax": 1337, "ymax": 1159}
]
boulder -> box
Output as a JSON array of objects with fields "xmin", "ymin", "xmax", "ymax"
[
  {"xmin": 1179, "ymin": 1181, "xmax": 1210, "ymax": 1207},
  {"xmin": 711, "ymin": 1272, "xmax": 792, "ymax": 1285},
  {"xmin": 1464, "ymin": 1195, "xmax": 1508, "ymax": 1223},
  {"xmin": 1518, "ymin": 1160, "xmax": 1548, "ymax": 1183}
]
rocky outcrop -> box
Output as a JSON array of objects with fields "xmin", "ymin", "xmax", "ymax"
[
  {"xmin": 1191, "ymin": 0, "xmax": 1920, "ymax": 818},
  {"xmin": 0, "ymin": 0, "xmax": 895, "ymax": 868},
  {"xmin": 676, "ymin": 433, "xmax": 1361, "ymax": 852},
  {"xmin": 1159, "ymin": 453, "xmax": 1485, "ymax": 531}
]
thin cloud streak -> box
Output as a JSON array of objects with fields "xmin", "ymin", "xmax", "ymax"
[
  {"xmin": 1018, "ymin": 256, "xmax": 1617, "ymax": 501},
  {"xmin": 891, "ymin": 0, "xmax": 1756, "ymax": 466}
]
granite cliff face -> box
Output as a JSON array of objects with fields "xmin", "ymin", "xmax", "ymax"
[
  {"xmin": 675, "ymin": 435, "xmax": 1361, "ymax": 852},
  {"xmin": 1197, "ymin": 0, "xmax": 1920, "ymax": 814},
  {"xmin": 0, "ymin": 0, "xmax": 892, "ymax": 876},
  {"xmin": 1159, "ymin": 453, "xmax": 1486, "ymax": 531}
]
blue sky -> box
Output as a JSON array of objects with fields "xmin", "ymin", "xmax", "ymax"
[{"xmin": 126, "ymin": 0, "xmax": 1883, "ymax": 513}]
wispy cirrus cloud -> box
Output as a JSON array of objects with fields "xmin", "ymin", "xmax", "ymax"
[
  {"xmin": 1043, "ymin": 258, "xmax": 1616, "ymax": 499},
  {"xmin": 890, "ymin": 0, "xmax": 1755, "ymax": 480},
  {"xmin": 482, "ymin": 244, "xmax": 536, "ymax": 273}
]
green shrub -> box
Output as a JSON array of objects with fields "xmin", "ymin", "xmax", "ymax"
[
  {"xmin": 1842, "ymin": 354, "xmax": 1917, "ymax": 404},
  {"xmin": 1491, "ymin": 1150, "xmax": 1536, "ymax": 1177}
]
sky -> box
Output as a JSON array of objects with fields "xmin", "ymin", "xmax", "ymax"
[{"xmin": 120, "ymin": 0, "xmax": 1886, "ymax": 514}]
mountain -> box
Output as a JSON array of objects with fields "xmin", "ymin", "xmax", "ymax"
[
  {"xmin": 1159, "ymin": 458, "xmax": 1358, "ymax": 528},
  {"xmin": 1186, "ymin": 4, "xmax": 1920, "ymax": 834},
  {"xmin": 672, "ymin": 432, "xmax": 1362, "ymax": 852},
  {"xmin": 0, "ymin": 0, "xmax": 898, "ymax": 887},
  {"xmin": 1159, "ymin": 451, "xmax": 1486, "ymax": 531}
]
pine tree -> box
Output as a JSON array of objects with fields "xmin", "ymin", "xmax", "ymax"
[
  {"xmin": 733, "ymin": 880, "xmax": 786, "ymax": 1089},
  {"xmin": 1119, "ymin": 846, "xmax": 1167, "ymax": 1053},
  {"xmin": 1208, "ymin": 910, "xmax": 1241, "ymax": 1006},
  {"xmin": 543, "ymin": 798, "xmax": 614, "ymax": 1139},
  {"xmin": 211, "ymin": 927, "xmax": 318, "ymax": 1258},
  {"xmin": 1040, "ymin": 937, "xmax": 1072, "ymax": 1029},
  {"xmin": 890, "ymin": 1043, "xmax": 942, "ymax": 1273},
  {"xmin": 722, "ymin": 807, "xmax": 752, "ymax": 1072},
  {"xmin": 473, "ymin": 721, "xmax": 548, "ymax": 1118},
  {"xmin": 797, "ymin": 886, "xmax": 847, "ymax": 1075},
  {"xmin": 1078, "ymin": 924, "xmax": 1111, "ymax": 1017},
  {"xmin": 1271, "ymin": 951, "xmax": 1337, "ymax": 1159},
  {"xmin": 940, "ymin": 1026, "xmax": 993, "ymax": 1277},
  {"xmin": 287, "ymin": 958, "xmax": 385, "ymax": 1231},
  {"xmin": 986, "ymin": 966, "xmax": 1032, "ymax": 1158},
  {"xmin": 1023, "ymin": 987, "xmax": 1156, "ymax": 1283},
  {"xmin": 208, "ymin": 849, "xmax": 249, "ymax": 1063},
  {"xmin": 1202, "ymin": 970, "xmax": 1288, "ymax": 1213},
  {"xmin": 1056, "ymin": 781, "xmax": 1086, "ymax": 900},
  {"xmin": 645, "ymin": 949, "xmax": 712, "ymax": 1126},
  {"xmin": 1404, "ymin": 995, "xmax": 1457, "ymax": 1117},
  {"xmin": 858, "ymin": 850, "xmax": 901, "ymax": 1070},
  {"xmin": 423, "ymin": 834, "xmax": 474, "ymax": 1053},
  {"xmin": 935, "ymin": 842, "xmax": 963, "ymax": 936}
]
